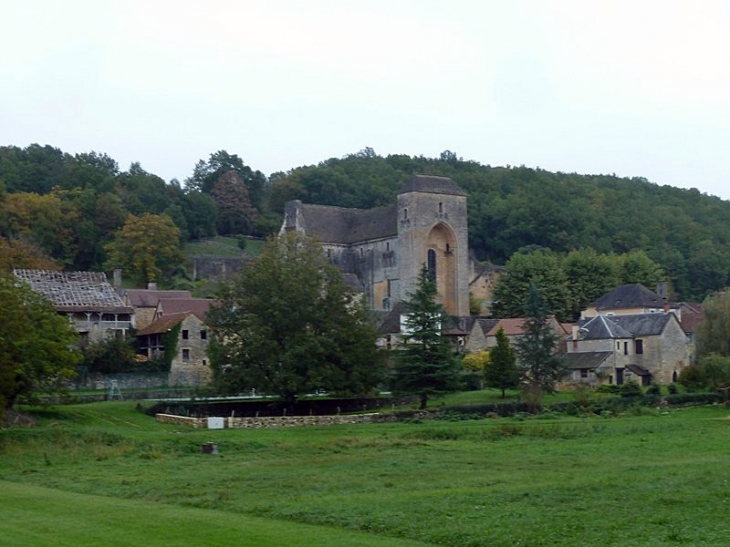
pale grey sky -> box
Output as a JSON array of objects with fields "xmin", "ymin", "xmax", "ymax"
[{"xmin": 1, "ymin": 0, "xmax": 729, "ymax": 198}]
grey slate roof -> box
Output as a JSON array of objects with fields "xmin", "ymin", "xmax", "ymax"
[
  {"xmin": 297, "ymin": 203, "xmax": 397, "ymax": 244},
  {"xmin": 13, "ymin": 269, "xmax": 132, "ymax": 314},
  {"xmin": 562, "ymin": 351, "xmax": 612, "ymax": 370},
  {"xmin": 577, "ymin": 313, "xmax": 675, "ymax": 340},
  {"xmin": 591, "ymin": 284, "xmax": 664, "ymax": 311},
  {"xmin": 398, "ymin": 174, "xmax": 466, "ymax": 197}
]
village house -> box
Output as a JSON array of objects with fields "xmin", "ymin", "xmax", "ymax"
[
  {"xmin": 122, "ymin": 286, "xmax": 193, "ymax": 330},
  {"xmin": 135, "ymin": 298, "xmax": 214, "ymax": 387},
  {"xmin": 12, "ymin": 269, "xmax": 134, "ymax": 344},
  {"xmin": 563, "ymin": 313, "xmax": 689, "ymax": 385},
  {"xmin": 564, "ymin": 284, "xmax": 695, "ymax": 386}
]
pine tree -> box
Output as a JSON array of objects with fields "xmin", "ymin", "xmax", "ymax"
[
  {"xmin": 391, "ymin": 266, "xmax": 462, "ymax": 409},
  {"xmin": 516, "ymin": 284, "xmax": 564, "ymax": 409},
  {"xmin": 485, "ymin": 327, "xmax": 518, "ymax": 398}
]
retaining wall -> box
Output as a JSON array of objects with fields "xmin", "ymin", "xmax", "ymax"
[{"xmin": 155, "ymin": 413, "xmax": 381, "ymax": 429}]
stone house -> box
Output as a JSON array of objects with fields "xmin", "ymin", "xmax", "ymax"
[
  {"xmin": 563, "ymin": 312, "xmax": 689, "ymax": 386},
  {"xmin": 122, "ymin": 287, "xmax": 193, "ymax": 330},
  {"xmin": 136, "ymin": 309, "xmax": 211, "ymax": 387},
  {"xmin": 12, "ymin": 269, "xmax": 134, "ymax": 344}
]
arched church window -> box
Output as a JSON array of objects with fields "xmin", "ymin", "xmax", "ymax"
[
  {"xmin": 438, "ymin": 202, "xmax": 443, "ymax": 214},
  {"xmin": 427, "ymin": 249, "xmax": 437, "ymax": 283}
]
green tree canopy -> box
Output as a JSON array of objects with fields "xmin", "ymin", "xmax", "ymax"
[
  {"xmin": 695, "ymin": 290, "xmax": 730, "ymax": 360},
  {"xmin": 391, "ymin": 266, "xmax": 462, "ymax": 409},
  {"xmin": 208, "ymin": 232, "xmax": 383, "ymax": 404},
  {"xmin": 105, "ymin": 213, "xmax": 184, "ymax": 285},
  {"xmin": 0, "ymin": 273, "xmax": 80, "ymax": 415}
]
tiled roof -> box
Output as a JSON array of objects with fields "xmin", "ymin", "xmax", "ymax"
[
  {"xmin": 297, "ymin": 203, "xmax": 397, "ymax": 244},
  {"xmin": 124, "ymin": 289, "xmax": 192, "ymax": 308},
  {"xmin": 577, "ymin": 313, "xmax": 675, "ymax": 339},
  {"xmin": 137, "ymin": 312, "xmax": 190, "ymax": 336},
  {"xmin": 397, "ymin": 174, "xmax": 466, "ymax": 197},
  {"xmin": 486, "ymin": 318, "xmax": 526, "ymax": 337},
  {"xmin": 591, "ymin": 284, "xmax": 665, "ymax": 311},
  {"xmin": 13, "ymin": 269, "xmax": 132, "ymax": 313},
  {"xmin": 474, "ymin": 317, "xmax": 500, "ymax": 336},
  {"xmin": 157, "ymin": 298, "xmax": 213, "ymax": 321},
  {"xmin": 562, "ymin": 351, "xmax": 612, "ymax": 370}
]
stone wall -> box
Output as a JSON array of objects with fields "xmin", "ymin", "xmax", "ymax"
[{"xmin": 156, "ymin": 413, "xmax": 381, "ymax": 429}]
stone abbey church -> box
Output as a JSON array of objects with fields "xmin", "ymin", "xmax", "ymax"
[{"xmin": 281, "ymin": 174, "xmax": 472, "ymax": 316}]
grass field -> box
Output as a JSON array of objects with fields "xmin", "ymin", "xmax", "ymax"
[
  {"xmin": 184, "ymin": 236, "xmax": 264, "ymax": 258},
  {"xmin": 2, "ymin": 401, "xmax": 730, "ymax": 546}
]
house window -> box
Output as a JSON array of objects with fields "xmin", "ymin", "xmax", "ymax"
[
  {"xmin": 182, "ymin": 329, "xmax": 189, "ymax": 340},
  {"xmin": 182, "ymin": 349, "xmax": 190, "ymax": 361},
  {"xmin": 635, "ymin": 339, "xmax": 643, "ymax": 354},
  {"xmin": 403, "ymin": 208, "xmax": 408, "ymax": 220},
  {"xmin": 580, "ymin": 369, "xmax": 588, "ymax": 378},
  {"xmin": 203, "ymin": 359, "xmax": 207, "ymax": 367},
  {"xmin": 616, "ymin": 341, "xmax": 620, "ymax": 350},
  {"xmin": 200, "ymin": 330, "xmax": 207, "ymax": 340},
  {"xmin": 623, "ymin": 341, "xmax": 629, "ymax": 355}
]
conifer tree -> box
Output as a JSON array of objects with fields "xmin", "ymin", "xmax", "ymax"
[
  {"xmin": 485, "ymin": 327, "xmax": 518, "ymax": 398},
  {"xmin": 391, "ymin": 266, "xmax": 462, "ymax": 409}
]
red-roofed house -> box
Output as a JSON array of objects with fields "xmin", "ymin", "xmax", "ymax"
[{"xmin": 136, "ymin": 310, "xmax": 211, "ymax": 386}]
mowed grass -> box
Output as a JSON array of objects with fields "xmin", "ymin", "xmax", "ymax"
[
  {"xmin": 184, "ymin": 236, "xmax": 263, "ymax": 258},
  {"xmin": 2, "ymin": 401, "xmax": 730, "ymax": 546}
]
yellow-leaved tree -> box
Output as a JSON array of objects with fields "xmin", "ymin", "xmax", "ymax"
[{"xmin": 105, "ymin": 213, "xmax": 184, "ymax": 285}]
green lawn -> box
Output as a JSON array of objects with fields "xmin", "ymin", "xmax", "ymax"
[
  {"xmin": 184, "ymin": 236, "xmax": 264, "ymax": 258},
  {"xmin": 2, "ymin": 401, "xmax": 730, "ymax": 546}
]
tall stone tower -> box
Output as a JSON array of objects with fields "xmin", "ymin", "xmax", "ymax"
[{"xmin": 396, "ymin": 175, "xmax": 469, "ymax": 316}]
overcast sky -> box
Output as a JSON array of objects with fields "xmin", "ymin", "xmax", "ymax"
[{"xmin": 1, "ymin": 1, "xmax": 729, "ymax": 199}]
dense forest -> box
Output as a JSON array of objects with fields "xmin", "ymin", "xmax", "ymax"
[{"xmin": 1, "ymin": 144, "xmax": 729, "ymax": 302}]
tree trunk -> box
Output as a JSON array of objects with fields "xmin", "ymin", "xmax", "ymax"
[{"xmin": 419, "ymin": 392, "xmax": 428, "ymax": 410}]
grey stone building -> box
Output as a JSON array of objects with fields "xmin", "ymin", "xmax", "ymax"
[{"xmin": 281, "ymin": 175, "xmax": 471, "ymax": 316}]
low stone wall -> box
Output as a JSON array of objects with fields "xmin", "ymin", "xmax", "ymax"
[
  {"xmin": 156, "ymin": 414, "xmax": 207, "ymax": 428},
  {"xmin": 155, "ymin": 413, "xmax": 380, "ymax": 429}
]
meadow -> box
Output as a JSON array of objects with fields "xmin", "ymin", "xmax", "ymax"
[{"xmin": 1, "ymin": 400, "xmax": 730, "ymax": 546}]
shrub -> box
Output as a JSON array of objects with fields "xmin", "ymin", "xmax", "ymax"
[
  {"xmin": 620, "ymin": 380, "xmax": 643, "ymax": 398},
  {"xmin": 646, "ymin": 382, "xmax": 662, "ymax": 396},
  {"xmin": 597, "ymin": 384, "xmax": 620, "ymax": 394},
  {"xmin": 667, "ymin": 382, "xmax": 679, "ymax": 394}
]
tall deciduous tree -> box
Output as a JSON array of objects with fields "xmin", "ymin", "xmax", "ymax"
[
  {"xmin": 105, "ymin": 213, "xmax": 184, "ymax": 285},
  {"xmin": 492, "ymin": 249, "xmax": 570, "ymax": 321},
  {"xmin": 391, "ymin": 266, "xmax": 462, "ymax": 409},
  {"xmin": 0, "ymin": 273, "xmax": 80, "ymax": 415},
  {"xmin": 515, "ymin": 285, "xmax": 563, "ymax": 409},
  {"xmin": 211, "ymin": 171, "xmax": 257, "ymax": 236},
  {"xmin": 485, "ymin": 327, "xmax": 519, "ymax": 398},
  {"xmin": 187, "ymin": 150, "xmax": 267, "ymax": 210},
  {"xmin": 208, "ymin": 232, "xmax": 383, "ymax": 404},
  {"xmin": 695, "ymin": 290, "xmax": 730, "ymax": 360}
]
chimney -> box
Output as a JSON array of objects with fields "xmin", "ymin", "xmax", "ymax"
[
  {"xmin": 147, "ymin": 282, "xmax": 157, "ymax": 291},
  {"xmin": 113, "ymin": 269, "xmax": 122, "ymax": 292},
  {"xmin": 572, "ymin": 325, "xmax": 580, "ymax": 340}
]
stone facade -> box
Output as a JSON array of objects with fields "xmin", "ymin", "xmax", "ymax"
[
  {"xmin": 137, "ymin": 312, "xmax": 211, "ymax": 387},
  {"xmin": 281, "ymin": 174, "xmax": 470, "ymax": 316},
  {"xmin": 565, "ymin": 313, "xmax": 690, "ymax": 385}
]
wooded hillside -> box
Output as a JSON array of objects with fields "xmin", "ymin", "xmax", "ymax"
[{"xmin": 1, "ymin": 144, "xmax": 728, "ymax": 301}]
